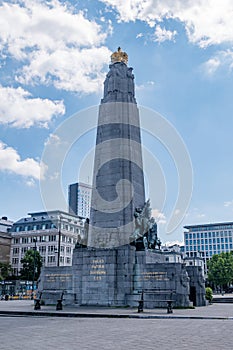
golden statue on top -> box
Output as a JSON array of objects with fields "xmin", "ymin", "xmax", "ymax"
[{"xmin": 111, "ymin": 47, "xmax": 128, "ymax": 64}]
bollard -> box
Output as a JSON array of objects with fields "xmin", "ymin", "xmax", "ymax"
[
  {"xmin": 138, "ymin": 291, "xmax": 144, "ymax": 313},
  {"xmin": 56, "ymin": 299, "xmax": 63, "ymax": 310},
  {"xmin": 34, "ymin": 299, "xmax": 41, "ymax": 310}
]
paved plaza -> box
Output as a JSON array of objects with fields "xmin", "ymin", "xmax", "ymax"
[{"xmin": 0, "ymin": 300, "xmax": 232, "ymax": 350}]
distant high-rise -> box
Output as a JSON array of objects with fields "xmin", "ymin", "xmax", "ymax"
[{"xmin": 68, "ymin": 182, "xmax": 92, "ymax": 218}]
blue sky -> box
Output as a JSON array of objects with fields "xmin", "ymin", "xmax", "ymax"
[{"xmin": 1, "ymin": 0, "xmax": 233, "ymax": 244}]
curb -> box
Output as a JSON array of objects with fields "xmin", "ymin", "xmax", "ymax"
[{"xmin": 0, "ymin": 310, "xmax": 233, "ymax": 320}]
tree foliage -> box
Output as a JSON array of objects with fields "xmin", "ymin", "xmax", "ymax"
[
  {"xmin": 0, "ymin": 262, "xmax": 12, "ymax": 280},
  {"xmin": 20, "ymin": 249, "xmax": 43, "ymax": 281},
  {"xmin": 207, "ymin": 252, "xmax": 233, "ymax": 289},
  {"xmin": 205, "ymin": 287, "xmax": 213, "ymax": 302}
]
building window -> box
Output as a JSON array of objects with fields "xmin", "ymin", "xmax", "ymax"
[
  {"xmin": 13, "ymin": 247, "xmax": 19, "ymax": 255},
  {"xmin": 66, "ymin": 257, "xmax": 71, "ymax": 264},
  {"xmin": 66, "ymin": 246, "xmax": 71, "ymax": 254},
  {"xmin": 48, "ymin": 245, "xmax": 56, "ymax": 253},
  {"xmin": 47, "ymin": 256, "xmax": 56, "ymax": 263},
  {"xmin": 13, "ymin": 238, "xmax": 19, "ymax": 244},
  {"xmin": 12, "ymin": 258, "xmax": 19, "ymax": 264},
  {"xmin": 21, "ymin": 247, "xmax": 28, "ymax": 254},
  {"xmin": 39, "ymin": 246, "xmax": 46, "ymax": 253},
  {"xmin": 49, "ymin": 235, "xmax": 56, "ymax": 242}
]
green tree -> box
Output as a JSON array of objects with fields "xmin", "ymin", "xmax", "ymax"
[
  {"xmin": 20, "ymin": 249, "xmax": 43, "ymax": 281},
  {"xmin": 0, "ymin": 262, "xmax": 12, "ymax": 280},
  {"xmin": 205, "ymin": 287, "xmax": 213, "ymax": 303},
  {"xmin": 207, "ymin": 252, "xmax": 233, "ymax": 290}
]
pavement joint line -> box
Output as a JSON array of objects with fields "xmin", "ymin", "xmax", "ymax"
[{"xmin": 0, "ymin": 310, "xmax": 232, "ymax": 320}]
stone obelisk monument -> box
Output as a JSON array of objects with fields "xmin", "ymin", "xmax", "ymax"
[
  {"xmin": 38, "ymin": 49, "xmax": 205, "ymax": 308},
  {"xmin": 88, "ymin": 47, "xmax": 145, "ymax": 249}
]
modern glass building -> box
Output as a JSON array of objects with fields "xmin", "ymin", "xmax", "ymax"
[
  {"xmin": 68, "ymin": 182, "xmax": 92, "ymax": 218},
  {"xmin": 184, "ymin": 222, "xmax": 233, "ymax": 275}
]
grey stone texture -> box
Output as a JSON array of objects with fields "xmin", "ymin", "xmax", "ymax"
[
  {"xmin": 38, "ymin": 247, "xmax": 206, "ymax": 308},
  {"xmin": 186, "ymin": 265, "xmax": 206, "ymax": 306},
  {"xmin": 38, "ymin": 57, "xmax": 206, "ymax": 309},
  {"xmin": 89, "ymin": 61, "xmax": 145, "ymax": 248},
  {"xmin": 102, "ymin": 62, "xmax": 136, "ymax": 104},
  {"xmin": 127, "ymin": 250, "xmax": 190, "ymax": 308}
]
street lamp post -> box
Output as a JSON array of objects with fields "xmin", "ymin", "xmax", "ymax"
[
  {"xmin": 31, "ymin": 238, "xmax": 37, "ymax": 299},
  {"xmin": 57, "ymin": 216, "xmax": 61, "ymax": 267}
]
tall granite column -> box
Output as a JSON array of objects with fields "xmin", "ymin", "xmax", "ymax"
[{"xmin": 88, "ymin": 48, "xmax": 145, "ymax": 249}]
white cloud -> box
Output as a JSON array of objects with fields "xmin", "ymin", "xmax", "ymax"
[
  {"xmin": 17, "ymin": 46, "xmax": 111, "ymax": 94},
  {"xmin": 224, "ymin": 200, "xmax": 233, "ymax": 207},
  {"xmin": 164, "ymin": 240, "xmax": 184, "ymax": 246},
  {"xmin": 197, "ymin": 213, "xmax": 206, "ymax": 218},
  {"xmin": 0, "ymin": 0, "xmax": 111, "ymax": 93},
  {"xmin": 0, "ymin": 140, "xmax": 41, "ymax": 179},
  {"xmin": 203, "ymin": 57, "xmax": 221, "ymax": 75},
  {"xmin": 153, "ymin": 25, "xmax": 177, "ymax": 43},
  {"xmin": 152, "ymin": 208, "xmax": 166, "ymax": 225},
  {"xmin": 203, "ymin": 49, "xmax": 233, "ymax": 75},
  {"xmin": 25, "ymin": 178, "xmax": 36, "ymax": 187},
  {"xmin": 100, "ymin": 0, "xmax": 233, "ymax": 47},
  {"xmin": 136, "ymin": 33, "xmax": 143, "ymax": 39},
  {"xmin": 136, "ymin": 80, "xmax": 155, "ymax": 91},
  {"xmin": 0, "ymin": 85, "xmax": 65, "ymax": 128},
  {"xmin": 44, "ymin": 134, "xmax": 61, "ymax": 147},
  {"xmin": 0, "ymin": 1, "xmax": 107, "ymax": 59}
]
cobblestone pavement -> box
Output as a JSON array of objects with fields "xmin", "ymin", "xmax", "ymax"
[{"xmin": 0, "ymin": 315, "xmax": 232, "ymax": 350}]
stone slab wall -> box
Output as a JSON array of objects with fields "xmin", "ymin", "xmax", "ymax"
[
  {"xmin": 38, "ymin": 248, "xmax": 204, "ymax": 308},
  {"xmin": 72, "ymin": 245, "xmax": 135, "ymax": 306},
  {"xmin": 127, "ymin": 251, "xmax": 190, "ymax": 307},
  {"xmin": 186, "ymin": 265, "xmax": 206, "ymax": 306}
]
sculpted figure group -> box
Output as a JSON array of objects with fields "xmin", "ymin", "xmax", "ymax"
[{"xmin": 130, "ymin": 200, "xmax": 161, "ymax": 250}]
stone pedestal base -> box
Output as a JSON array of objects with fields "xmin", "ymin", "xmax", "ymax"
[{"xmin": 38, "ymin": 248, "xmax": 205, "ymax": 308}]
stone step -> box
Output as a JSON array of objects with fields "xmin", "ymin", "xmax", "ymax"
[{"xmin": 213, "ymin": 297, "xmax": 233, "ymax": 303}]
